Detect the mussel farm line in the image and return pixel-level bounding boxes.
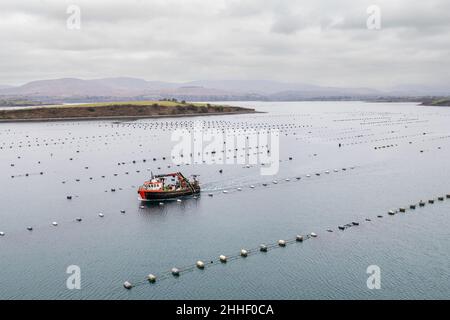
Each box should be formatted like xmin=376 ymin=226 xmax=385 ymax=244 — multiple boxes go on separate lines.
xmin=0 ymin=165 xmax=359 ymax=237
xmin=121 ymin=193 xmax=450 ymax=290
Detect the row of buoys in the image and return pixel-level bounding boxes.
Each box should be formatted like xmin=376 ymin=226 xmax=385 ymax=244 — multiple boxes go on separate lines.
xmin=121 ymin=192 xmax=450 ymax=289
xmin=206 ymin=167 xmax=356 ymax=196
xmin=10 ymin=172 xmax=44 ymax=178
xmin=123 ymin=232 xmax=316 ymax=289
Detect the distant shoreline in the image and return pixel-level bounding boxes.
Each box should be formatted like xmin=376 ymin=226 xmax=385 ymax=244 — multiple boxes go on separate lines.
xmin=0 ymin=100 xmax=257 ymax=123
xmin=0 ymin=110 xmax=259 ymax=123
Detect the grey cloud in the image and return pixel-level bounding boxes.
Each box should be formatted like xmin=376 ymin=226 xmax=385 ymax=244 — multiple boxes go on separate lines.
xmin=0 ymin=0 xmax=449 ymax=88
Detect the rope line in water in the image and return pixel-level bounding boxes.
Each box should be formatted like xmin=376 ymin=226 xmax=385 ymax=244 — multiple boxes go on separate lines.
xmin=123 ymin=194 xmax=449 ymax=289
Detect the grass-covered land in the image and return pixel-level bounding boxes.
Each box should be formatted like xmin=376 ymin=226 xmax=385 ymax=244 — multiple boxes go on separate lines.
xmin=0 ymin=100 xmax=255 ymax=121
xmin=420 ymin=98 xmax=450 ymax=106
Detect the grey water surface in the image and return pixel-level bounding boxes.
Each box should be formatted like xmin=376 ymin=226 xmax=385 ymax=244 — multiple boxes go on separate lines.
xmin=0 ymin=101 xmax=449 ymax=299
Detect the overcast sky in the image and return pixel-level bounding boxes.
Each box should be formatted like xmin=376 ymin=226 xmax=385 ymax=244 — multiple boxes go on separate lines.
xmin=0 ymin=0 xmax=449 ymax=88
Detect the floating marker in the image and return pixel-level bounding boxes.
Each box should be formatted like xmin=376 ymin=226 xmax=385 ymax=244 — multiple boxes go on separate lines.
xmin=76 ymin=218 xmax=82 ymax=222
xmin=52 ymin=222 xmax=58 ymax=226
xmin=196 ymin=261 xmax=205 ymax=269
xmin=99 ymin=213 xmax=104 ymax=217
xmin=250 ymin=185 xmax=255 ymax=188
xmin=177 ymin=199 xmax=182 ymax=202
xmin=0 ymin=232 xmax=5 ymax=236
xmin=219 ymin=255 xmax=227 ymax=263
xmin=208 ymin=193 xmax=213 ymax=197
xmin=278 ymin=240 xmax=286 ymax=247
xmin=388 ymin=210 xmax=395 ymax=215
xmin=410 ymin=205 xmax=416 ymax=209
xmin=223 ymin=190 xmax=228 ymax=194
xmin=27 ymin=227 xmax=33 ymax=231
xmin=399 ymin=208 xmax=406 ymax=212
xmin=327 ymin=229 xmax=333 ymax=232
xmin=296 ymin=235 xmax=304 ymax=242
xmin=123 ymin=281 xmax=133 ymax=289
xmin=260 ymin=244 xmax=268 ymax=252
xmin=66 ymin=196 xmax=72 ymax=200
xmin=120 ymin=210 xmax=126 ymax=213
xmin=310 ymin=232 xmax=317 ymax=237
xmin=237 ymin=187 xmax=242 ymax=191
xmin=338 ymin=225 xmax=345 ymax=230
xmin=428 ymin=199 xmax=434 ymax=204
xmin=159 ymin=202 xmax=164 ymax=206
xmin=240 ymin=249 xmax=248 ymax=257
xmin=352 ymin=222 xmax=359 ymax=226
xmin=171 ymin=268 xmax=180 ymax=276
xmin=147 ymin=274 xmax=156 ymax=283
xmin=419 ymin=201 xmax=425 ymax=207
xmin=438 ymin=196 xmax=444 ymax=201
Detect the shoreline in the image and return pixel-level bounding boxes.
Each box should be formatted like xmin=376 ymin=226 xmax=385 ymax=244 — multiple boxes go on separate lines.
xmin=0 ymin=110 xmax=260 ymax=123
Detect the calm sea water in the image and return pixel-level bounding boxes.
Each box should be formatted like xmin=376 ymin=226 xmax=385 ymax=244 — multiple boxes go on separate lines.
xmin=0 ymin=101 xmax=449 ymax=299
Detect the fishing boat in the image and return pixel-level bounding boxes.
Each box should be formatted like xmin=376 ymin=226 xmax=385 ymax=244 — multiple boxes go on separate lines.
xmin=138 ymin=172 xmax=200 ymax=201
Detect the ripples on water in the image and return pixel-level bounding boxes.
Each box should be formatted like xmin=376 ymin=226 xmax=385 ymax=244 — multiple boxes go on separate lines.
xmin=0 ymin=101 xmax=449 ymax=299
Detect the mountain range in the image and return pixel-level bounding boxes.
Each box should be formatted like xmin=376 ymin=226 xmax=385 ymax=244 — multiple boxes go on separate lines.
xmin=0 ymin=77 xmax=448 ymax=103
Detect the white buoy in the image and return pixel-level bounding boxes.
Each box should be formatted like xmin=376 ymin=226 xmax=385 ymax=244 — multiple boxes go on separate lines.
xmin=285 ymin=178 xmax=290 ymax=181
xmin=240 ymin=249 xmax=248 ymax=257
xmin=52 ymin=222 xmax=58 ymax=226
xmin=99 ymin=213 xmax=104 ymax=217
xmin=171 ymin=268 xmax=180 ymax=276
xmin=334 ymin=169 xmax=339 ymax=172
xmin=223 ymin=190 xmax=228 ymax=194
xmin=219 ymin=255 xmax=227 ymax=263
xmin=310 ymin=232 xmax=317 ymax=237
xmin=123 ymin=281 xmax=133 ymax=289
xmin=278 ymin=240 xmax=286 ymax=247
xmin=260 ymin=244 xmax=268 ymax=252
xmin=140 ymin=205 xmax=145 ymax=209
xmin=250 ymin=185 xmax=255 ymax=189
xmin=237 ymin=187 xmax=242 ymax=191
xmin=27 ymin=227 xmax=33 ymax=231
xmin=388 ymin=210 xmax=395 ymax=215
xmin=272 ymin=180 xmax=278 ymax=184
xmin=325 ymin=170 xmax=330 ymax=174
xmin=306 ymin=174 xmax=311 ymax=178
xmin=196 ymin=261 xmax=205 ymax=269
xmin=159 ymin=202 xmax=164 ymax=206
xmin=177 ymin=199 xmax=182 ymax=202
xmin=0 ymin=232 xmax=5 ymax=236
xmin=296 ymin=235 xmax=304 ymax=242
xmin=147 ymin=274 xmax=156 ymax=283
